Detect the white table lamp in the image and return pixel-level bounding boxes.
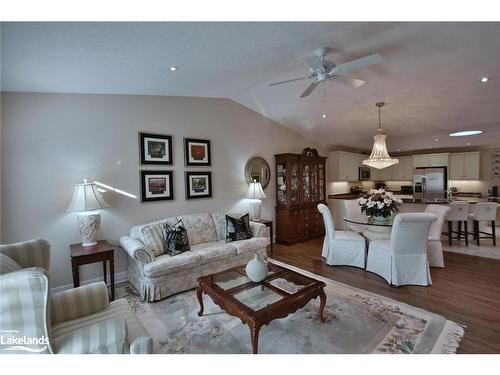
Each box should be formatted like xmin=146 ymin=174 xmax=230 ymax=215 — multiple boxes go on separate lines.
xmin=246 ymin=180 xmax=267 ymax=221
xmin=67 ymin=179 xmax=109 ymax=247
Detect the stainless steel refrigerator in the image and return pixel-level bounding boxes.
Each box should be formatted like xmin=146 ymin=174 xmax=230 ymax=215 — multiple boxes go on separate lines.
xmin=413 ymin=167 xmax=447 ymax=202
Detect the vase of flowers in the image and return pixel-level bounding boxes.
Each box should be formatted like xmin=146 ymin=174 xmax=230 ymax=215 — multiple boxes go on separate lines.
xmin=359 ymin=188 xmax=402 ymax=224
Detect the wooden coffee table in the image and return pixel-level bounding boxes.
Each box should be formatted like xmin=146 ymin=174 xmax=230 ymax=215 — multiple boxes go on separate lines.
xmin=196 ymin=262 xmax=327 ymax=354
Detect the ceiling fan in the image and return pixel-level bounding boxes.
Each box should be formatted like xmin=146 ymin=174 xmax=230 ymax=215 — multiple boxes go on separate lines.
xmin=268 ymin=48 xmax=383 ymax=98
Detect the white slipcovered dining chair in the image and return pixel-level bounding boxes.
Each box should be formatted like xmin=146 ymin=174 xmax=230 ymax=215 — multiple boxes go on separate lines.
xmin=317 ymin=203 xmax=366 ymax=268
xmin=366 ymin=213 xmax=437 ymax=287
xmin=424 ymin=204 xmax=451 ymax=268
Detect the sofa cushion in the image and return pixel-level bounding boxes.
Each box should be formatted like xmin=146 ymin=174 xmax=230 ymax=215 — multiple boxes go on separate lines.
xmin=226 ymin=213 xmax=252 ymax=242
xmin=0 ymin=269 xmax=52 ymax=354
xmin=0 ymin=253 xmax=21 ymax=275
xmin=228 ymin=237 xmax=269 ymax=255
xmin=190 ymin=242 xmax=236 ymax=263
xmin=164 ymin=220 xmax=190 ymax=256
xmin=51 ymin=298 xmax=151 ymax=354
xmin=178 ymin=213 xmax=217 ymax=245
xmin=143 ymin=251 xmax=202 ymax=278
xmin=53 ymin=318 xmax=127 ymax=354
xmin=140 ymin=223 xmax=167 ymax=257
xmin=130 ymin=217 xmax=178 ymax=243
xmin=211 ymin=213 xmax=226 ymax=241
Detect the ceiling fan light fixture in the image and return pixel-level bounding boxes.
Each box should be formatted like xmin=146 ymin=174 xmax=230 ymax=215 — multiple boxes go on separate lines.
xmin=322 ymin=114 xmax=327 ymax=118
xmin=479 ymin=76 xmax=489 ymax=83
xmin=362 ymin=102 xmax=399 ymax=170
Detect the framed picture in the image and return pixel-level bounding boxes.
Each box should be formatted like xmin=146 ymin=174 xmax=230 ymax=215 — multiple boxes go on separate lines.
xmin=139 ymin=132 xmax=173 ymax=165
xmin=185 ymin=171 xmax=212 ymax=199
xmin=140 ymin=170 xmax=174 ymax=202
xmin=184 ymin=138 xmax=211 ymax=166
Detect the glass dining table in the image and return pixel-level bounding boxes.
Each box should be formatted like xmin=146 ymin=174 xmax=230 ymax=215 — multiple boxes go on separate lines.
xmin=343 ymin=216 xmax=394 ymax=227
xmin=342 ymin=215 xmax=394 ymax=241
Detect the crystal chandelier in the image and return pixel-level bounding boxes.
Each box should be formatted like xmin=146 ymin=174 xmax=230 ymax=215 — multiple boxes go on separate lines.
xmin=362 ymin=102 xmax=399 ymax=169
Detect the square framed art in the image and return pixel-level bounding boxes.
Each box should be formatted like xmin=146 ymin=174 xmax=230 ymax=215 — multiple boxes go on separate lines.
xmin=141 ymin=170 xmax=174 ymax=202
xmin=184 ymin=138 xmax=211 ymax=166
xmin=185 ymin=171 xmax=212 ymax=199
xmin=139 ymin=132 xmax=173 ymax=165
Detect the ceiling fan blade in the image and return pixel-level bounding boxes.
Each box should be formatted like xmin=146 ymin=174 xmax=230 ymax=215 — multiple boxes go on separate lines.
xmin=330 ymin=54 xmax=383 ymax=75
xmin=302 ymin=55 xmax=326 ymax=72
xmin=268 ymin=76 xmax=311 ymax=87
xmin=300 ymin=81 xmax=319 ymax=98
xmin=331 ymin=75 xmax=365 ymax=88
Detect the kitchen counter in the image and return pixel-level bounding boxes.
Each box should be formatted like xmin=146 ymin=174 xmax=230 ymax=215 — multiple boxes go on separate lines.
xmin=400 ymin=197 xmax=500 ymax=204
xmin=329 ymin=194 xmax=499 ymax=204
xmin=328 ymin=193 xmax=360 ymax=200
xmin=327 ymin=193 xmax=500 ymax=231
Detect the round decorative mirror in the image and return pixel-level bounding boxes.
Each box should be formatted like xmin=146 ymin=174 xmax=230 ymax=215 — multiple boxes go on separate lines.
xmin=245 ymin=156 xmax=271 ymax=189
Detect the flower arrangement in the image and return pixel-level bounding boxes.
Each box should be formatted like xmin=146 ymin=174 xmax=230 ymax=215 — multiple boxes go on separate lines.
xmin=359 ymin=188 xmax=402 ymax=219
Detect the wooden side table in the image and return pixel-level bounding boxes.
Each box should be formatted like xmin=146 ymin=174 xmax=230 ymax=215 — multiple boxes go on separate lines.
xmin=70 ymin=240 xmax=115 ymax=301
xmin=252 ymin=219 xmax=273 ymax=255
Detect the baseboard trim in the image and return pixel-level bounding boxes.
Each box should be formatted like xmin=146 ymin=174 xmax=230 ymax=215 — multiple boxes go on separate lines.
xmin=51 ymin=271 xmax=129 ymax=294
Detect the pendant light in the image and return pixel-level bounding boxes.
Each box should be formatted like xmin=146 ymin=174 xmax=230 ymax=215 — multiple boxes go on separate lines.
xmin=362 ymin=102 xmax=399 ymax=169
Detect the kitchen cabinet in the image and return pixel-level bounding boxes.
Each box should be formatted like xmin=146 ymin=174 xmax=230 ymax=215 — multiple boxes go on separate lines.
xmin=391 ymin=156 xmax=414 ymax=180
xmin=413 ymin=153 xmax=449 ymax=168
xmin=449 ymin=152 xmax=480 ymax=180
xmin=328 ymin=151 xmax=364 ymax=181
xmin=370 ymin=165 xmax=393 ymax=181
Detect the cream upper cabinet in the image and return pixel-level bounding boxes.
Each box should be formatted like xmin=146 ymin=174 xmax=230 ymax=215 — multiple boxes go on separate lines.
xmin=449 ymin=152 xmax=480 ymax=180
xmin=328 ymin=151 xmax=363 ymax=181
xmin=391 ymin=156 xmax=414 ymax=180
xmin=413 ymin=153 xmax=449 ymax=168
xmin=370 ymin=165 xmax=393 ymax=181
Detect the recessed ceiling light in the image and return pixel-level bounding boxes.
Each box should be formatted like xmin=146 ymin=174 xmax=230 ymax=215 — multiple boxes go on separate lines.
xmin=479 ymin=76 xmax=490 ymax=83
xmin=169 ymin=66 xmax=178 ymax=71
xmin=434 ymin=138 xmax=439 ymax=142
xmin=321 ymin=114 xmax=327 ymax=118
xmin=449 ymin=130 xmax=483 ymax=137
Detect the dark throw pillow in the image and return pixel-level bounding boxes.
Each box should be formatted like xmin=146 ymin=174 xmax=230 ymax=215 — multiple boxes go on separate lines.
xmin=225 ymin=213 xmax=252 ymax=242
xmin=164 ymin=220 xmax=190 ymax=256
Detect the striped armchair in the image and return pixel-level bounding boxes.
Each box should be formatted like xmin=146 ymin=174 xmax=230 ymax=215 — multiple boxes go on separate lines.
xmin=0 ymin=239 xmax=152 ymax=354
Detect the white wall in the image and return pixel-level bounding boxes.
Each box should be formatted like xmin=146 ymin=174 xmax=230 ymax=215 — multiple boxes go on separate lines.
xmin=1 ymin=92 xmax=326 ymax=288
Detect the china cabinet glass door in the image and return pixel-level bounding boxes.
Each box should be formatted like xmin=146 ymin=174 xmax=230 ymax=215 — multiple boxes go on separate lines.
xmin=277 ymin=163 xmax=286 ymax=205
xmin=290 ymin=160 xmax=299 ymax=206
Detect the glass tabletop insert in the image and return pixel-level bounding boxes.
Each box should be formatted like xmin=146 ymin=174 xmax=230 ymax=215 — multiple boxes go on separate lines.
xmin=268 ymin=272 xmax=315 ymax=294
xmin=233 ymin=284 xmax=284 ymax=311
xmin=212 ymin=270 xmax=251 ymax=290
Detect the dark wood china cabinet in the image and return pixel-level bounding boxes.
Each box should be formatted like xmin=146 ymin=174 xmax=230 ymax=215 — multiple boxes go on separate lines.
xmin=275 ymin=148 xmax=327 ymax=244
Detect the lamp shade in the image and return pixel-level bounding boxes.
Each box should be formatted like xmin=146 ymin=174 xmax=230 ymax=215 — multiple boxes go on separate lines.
xmin=67 ymin=181 xmax=109 ymax=213
xmin=246 ymin=181 xmax=267 ymax=199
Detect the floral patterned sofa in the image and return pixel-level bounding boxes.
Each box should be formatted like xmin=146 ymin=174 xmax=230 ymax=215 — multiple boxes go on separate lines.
xmin=119 ymin=213 xmax=270 ymax=302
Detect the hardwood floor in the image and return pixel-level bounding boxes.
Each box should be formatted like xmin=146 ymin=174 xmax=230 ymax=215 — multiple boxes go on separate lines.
xmin=271 ymin=237 xmax=500 ymax=353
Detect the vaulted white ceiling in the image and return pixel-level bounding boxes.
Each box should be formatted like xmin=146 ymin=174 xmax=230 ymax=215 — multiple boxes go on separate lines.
xmin=2 ymin=22 xmax=500 ymax=151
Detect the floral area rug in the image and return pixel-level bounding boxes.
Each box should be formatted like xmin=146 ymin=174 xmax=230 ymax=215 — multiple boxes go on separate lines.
xmin=116 ymin=260 xmax=464 ymax=354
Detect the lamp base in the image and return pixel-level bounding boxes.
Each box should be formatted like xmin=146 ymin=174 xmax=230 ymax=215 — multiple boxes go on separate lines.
xmin=82 ymin=241 xmax=98 ymax=247
xmin=77 ymin=212 xmax=101 ymax=247
xmin=248 ymin=200 xmax=262 ymax=221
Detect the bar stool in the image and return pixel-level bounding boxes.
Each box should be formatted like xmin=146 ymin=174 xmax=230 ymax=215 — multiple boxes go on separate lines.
xmin=446 ymin=202 xmax=470 ymax=246
xmin=468 ymin=202 xmax=497 ymax=246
